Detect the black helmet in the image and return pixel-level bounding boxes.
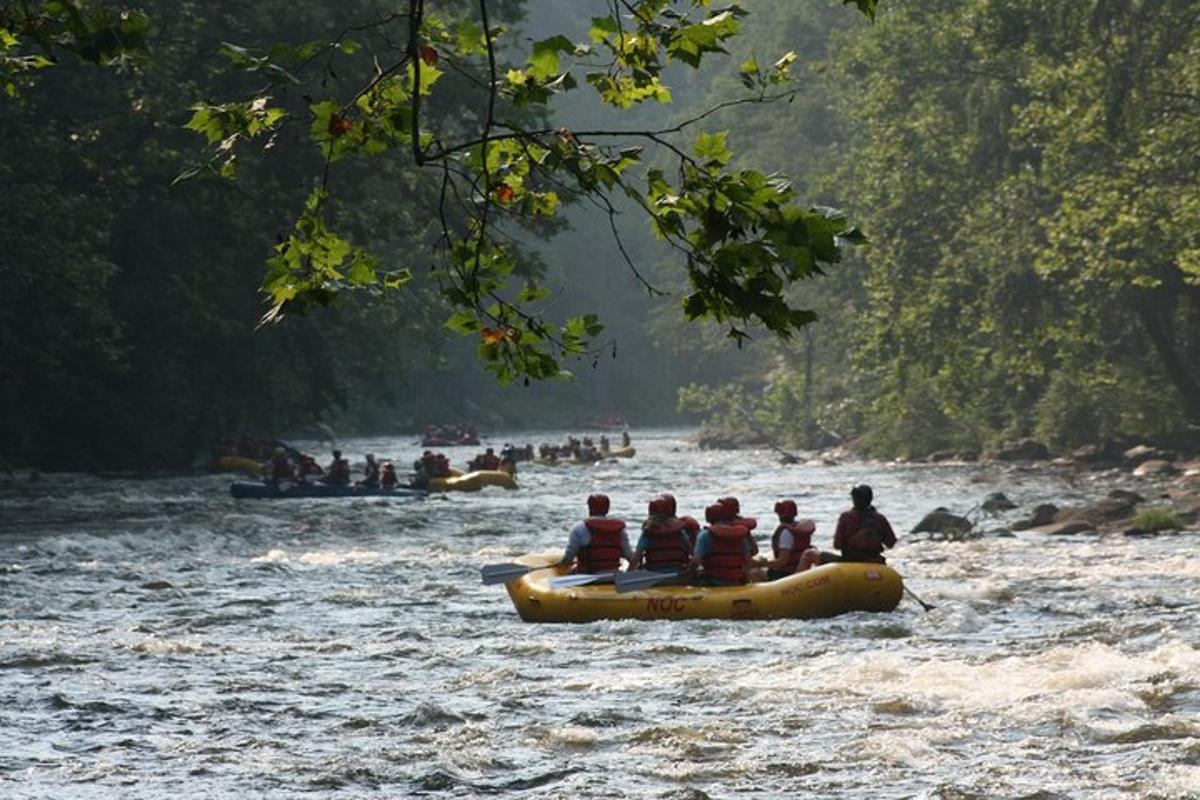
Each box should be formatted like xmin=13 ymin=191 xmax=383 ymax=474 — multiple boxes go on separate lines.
xmin=850 ymin=484 xmax=873 ymax=508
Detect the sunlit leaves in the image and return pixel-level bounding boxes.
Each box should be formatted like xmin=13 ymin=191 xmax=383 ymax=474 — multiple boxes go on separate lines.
xmin=261 ymin=189 xmax=411 ymax=324
xmin=176 ymin=0 xmax=881 ymax=384
xmin=527 ymin=35 xmax=575 ymax=79
xmin=694 ymin=131 xmax=732 ymax=167
xmin=181 ymin=97 xmax=285 ymax=177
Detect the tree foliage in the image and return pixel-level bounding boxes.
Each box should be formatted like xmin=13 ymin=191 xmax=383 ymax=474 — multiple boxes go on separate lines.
xmin=827 ymin=0 xmax=1200 ymax=453
xmin=175 ymin=0 xmax=872 ymax=383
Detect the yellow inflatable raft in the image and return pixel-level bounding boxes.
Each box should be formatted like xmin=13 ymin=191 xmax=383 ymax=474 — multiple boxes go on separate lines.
xmin=214 ymin=455 xmax=263 ymax=475
xmin=503 ymin=553 xmax=902 ymax=623
xmin=428 ymin=469 xmax=517 ymax=492
xmin=607 ymin=445 xmax=635 ymax=458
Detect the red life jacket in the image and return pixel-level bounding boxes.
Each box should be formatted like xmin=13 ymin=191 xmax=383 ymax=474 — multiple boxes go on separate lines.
xmin=702 ymin=523 xmax=750 ymax=584
xmin=579 ymin=517 xmax=626 ymax=573
xmin=734 ymin=516 xmax=758 ymax=531
xmin=642 ymin=518 xmax=690 ymax=571
xmin=771 ymin=522 xmax=813 ymax=574
xmin=270 ymin=455 xmax=294 ymax=481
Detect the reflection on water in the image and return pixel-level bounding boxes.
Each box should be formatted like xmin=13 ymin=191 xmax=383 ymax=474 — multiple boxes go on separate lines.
xmin=1 ymin=429 xmax=1197 ymax=798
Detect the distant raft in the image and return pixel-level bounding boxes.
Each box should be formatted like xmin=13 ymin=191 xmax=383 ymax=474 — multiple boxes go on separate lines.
xmin=229 ymin=482 xmax=427 ymax=500
xmin=608 ymin=445 xmax=636 ymax=458
xmin=427 ymin=469 xmax=517 ymax=492
xmin=501 ymin=553 xmax=902 ymax=623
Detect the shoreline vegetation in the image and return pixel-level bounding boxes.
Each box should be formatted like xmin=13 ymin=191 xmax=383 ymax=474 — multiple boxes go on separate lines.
xmin=690 ymin=427 xmax=1200 ymax=538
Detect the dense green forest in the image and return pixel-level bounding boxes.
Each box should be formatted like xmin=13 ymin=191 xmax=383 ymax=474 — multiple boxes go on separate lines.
xmin=2 ymin=1 xmax=1197 ymax=469
xmin=670 ymin=0 xmax=1200 ymax=457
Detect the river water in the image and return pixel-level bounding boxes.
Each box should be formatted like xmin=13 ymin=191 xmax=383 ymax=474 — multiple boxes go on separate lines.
xmin=1 ymin=429 xmax=1197 ymax=799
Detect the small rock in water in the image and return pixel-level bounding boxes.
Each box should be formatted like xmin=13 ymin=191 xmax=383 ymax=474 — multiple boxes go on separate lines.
xmin=1107 ymin=488 xmax=1144 ymax=504
xmin=1133 ymin=459 xmax=1177 ymax=477
xmin=1012 ymin=503 xmax=1058 ymax=530
xmin=912 ymin=508 xmax=973 ymax=535
xmin=1029 ymin=520 xmax=1096 ymax=535
xmin=140 ymin=580 xmax=175 ymax=590
xmin=1124 ymin=444 xmax=1175 ymax=466
xmin=981 ymin=492 xmax=1017 ymax=512
xmin=990 ymin=439 xmax=1051 ymax=461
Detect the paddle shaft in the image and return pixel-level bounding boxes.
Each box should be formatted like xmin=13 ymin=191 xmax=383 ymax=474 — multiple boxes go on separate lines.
xmin=904 ymin=585 xmax=936 ymax=612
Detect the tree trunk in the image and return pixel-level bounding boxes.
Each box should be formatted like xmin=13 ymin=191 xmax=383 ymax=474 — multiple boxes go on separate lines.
xmin=1137 ymin=300 xmax=1200 ymax=424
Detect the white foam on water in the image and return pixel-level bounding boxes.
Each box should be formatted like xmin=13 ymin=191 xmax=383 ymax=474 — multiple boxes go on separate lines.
xmin=298 ymin=548 xmax=381 ymax=566
xmin=252 ymin=548 xmax=289 ymax=563
xmin=1143 ymin=764 xmax=1200 ymax=799
xmin=840 ymin=729 xmax=952 ymax=769
xmin=130 ymin=636 xmax=204 ymax=656
xmin=819 ymin=642 xmax=1200 ymax=725
xmin=250 ymin=547 xmax=382 ymax=566
xmin=524 ymin=724 xmax=600 ymax=751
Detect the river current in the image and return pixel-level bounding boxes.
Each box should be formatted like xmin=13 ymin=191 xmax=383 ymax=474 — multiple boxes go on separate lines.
xmin=1 ymin=429 xmax=1197 ymax=799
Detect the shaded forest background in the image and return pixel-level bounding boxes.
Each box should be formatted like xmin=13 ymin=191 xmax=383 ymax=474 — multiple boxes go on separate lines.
xmin=3 ymin=0 xmax=1198 ymax=469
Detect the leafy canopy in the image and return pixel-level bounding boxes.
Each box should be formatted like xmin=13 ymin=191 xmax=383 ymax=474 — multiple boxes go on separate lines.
xmin=5 ymin=0 xmax=876 ymax=384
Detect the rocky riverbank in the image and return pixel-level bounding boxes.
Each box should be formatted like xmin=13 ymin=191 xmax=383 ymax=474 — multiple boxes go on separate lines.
xmin=904 ymin=452 xmax=1199 ymax=543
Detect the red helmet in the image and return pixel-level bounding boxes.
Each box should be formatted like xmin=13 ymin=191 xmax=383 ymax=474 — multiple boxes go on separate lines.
xmin=774 ymin=499 xmax=798 ymax=520
xmin=648 ymin=497 xmax=668 ymax=516
xmin=587 ymin=493 xmax=610 ymax=516
xmin=704 ymin=503 xmax=728 ymax=524
xmin=658 ymin=493 xmax=677 ymax=515
xmin=718 ymin=496 xmax=740 ymax=515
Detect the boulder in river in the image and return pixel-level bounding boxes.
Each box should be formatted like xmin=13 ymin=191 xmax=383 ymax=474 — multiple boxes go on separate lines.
xmin=912 ymin=508 xmax=973 ymax=535
xmin=927 ymin=449 xmax=979 ymax=463
xmin=1133 ymin=459 xmax=1177 ymax=477
xmin=1012 ymin=503 xmax=1058 ymax=530
xmin=981 ymin=492 xmax=1017 ymax=512
xmin=1123 ymin=444 xmax=1176 ymax=467
xmin=1071 ymin=444 xmax=1122 ymax=468
xmin=989 ymin=439 xmax=1051 ymax=462
xmin=1028 ymin=520 xmax=1097 ymax=535
xmin=1052 ymin=496 xmax=1141 ymax=527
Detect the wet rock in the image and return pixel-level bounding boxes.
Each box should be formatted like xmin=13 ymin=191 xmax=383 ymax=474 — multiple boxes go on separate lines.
xmin=912 ymin=508 xmax=973 ymax=535
xmin=140 ymin=580 xmax=175 ymax=590
xmin=1072 ymin=443 xmax=1121 ymax=467
xmin=1133 ymin=459 xmax=1177 ymax=477
xmin=989 ymin=439 xmax=1051 ymax=462
xmin=1053 ymin=496 xmax=1140 ymax=526
xmin=1124 ymin=445 xmax=1175 ymax=466
xmin=695 ymin=428 xmax=769 ymax=450
xmin=1012 ymin=503 xmax=1059 ymax=530
xmin=1107 ymin=488 xmax=1144 ymax=504
xmin=927 ymin=449 xmax=978 ymax=463
xmin=981 ymin=492 xmax=1017 ymax=512
xmin=1029 ymin=520 xmax=1096 ymax=535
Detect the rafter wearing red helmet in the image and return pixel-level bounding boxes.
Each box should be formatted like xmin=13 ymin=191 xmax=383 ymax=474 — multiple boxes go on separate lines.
xmin=561 ymin=493 xmax=632 ymax=576
xmin=629 ymin=496 xmax=693 ymax=579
